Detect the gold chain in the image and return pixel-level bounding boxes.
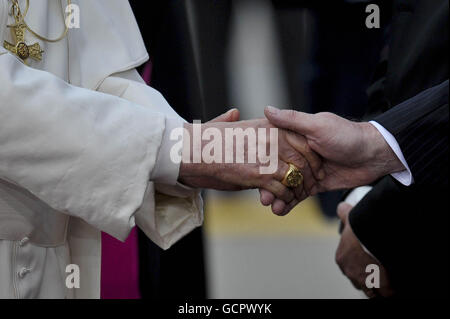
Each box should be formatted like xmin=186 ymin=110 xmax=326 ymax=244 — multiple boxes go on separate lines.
xmin=10 ymin=0 xmax=71 ymax=43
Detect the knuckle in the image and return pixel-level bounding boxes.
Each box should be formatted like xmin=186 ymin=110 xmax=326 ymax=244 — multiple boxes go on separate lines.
xmin=277 ymin=163 xmax=287 ymax=174
xmin=297 ymin=160 xmax=306 ymax=170
xmin=302 ymin=142 xmax=311 ymax=154
xmin=317 ymin=111 xmax=333 ymax=118
xmin=286 ymin=110 xmax=298 ymax=119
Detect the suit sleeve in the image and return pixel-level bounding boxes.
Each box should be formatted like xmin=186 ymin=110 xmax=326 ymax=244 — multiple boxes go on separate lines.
xmin=348 ymin=177 xmax=449 ymax=297
xmin=373 ymin=80 xmax=449 ymax=186
xmin=348 ymin=81 xmax=449 ymax=296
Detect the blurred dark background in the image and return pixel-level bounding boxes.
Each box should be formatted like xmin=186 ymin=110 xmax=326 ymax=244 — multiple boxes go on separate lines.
xmin=130 ymin=0 xmax=392 ymax=299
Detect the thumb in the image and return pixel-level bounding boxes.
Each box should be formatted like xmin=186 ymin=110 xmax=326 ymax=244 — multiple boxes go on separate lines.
xmin=209 ymin=108 xmax=240 ymax=123
xmin=264 ymin=106 xmax=315 ymax=135
xmin=337 ymin=202 xmax=353 ymax=222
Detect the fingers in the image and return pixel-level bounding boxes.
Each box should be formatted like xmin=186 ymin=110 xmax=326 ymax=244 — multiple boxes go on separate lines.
xmin=260 ymin=187 xmax=301 ymax=215
xmin=348 ymin=268 xmax=393 ymax=299
xmin=285 ymin=131 xmax=324 ymax=181
xmin=259 ymin=189 xmax=275 ymax=206
xmin=280 ymin=198 xmax=300 ymax=216
xmin=293 ymin=185 xmax=304 ymax=201
xmin=271 ymin=199 xmax=287 ymax=215
xmin=337 ymin=202 xmax=353 ymax=222
xmin=263 ymin=180 xmax=295 ymax=203
xmin=273 ymin=160 xmax=290 ymax=182
xmin=280 ymin=150 xmax=315 ymax=196
xmin=228 ymin=109 xmax=241 ymax=122
xmin=283 ymin=151 xmax=318 ymax=197
xmin=269 ymin=189 xmax=306 ymax=216
xmin=260 ymin=161 xmax=308 ymax=215
xmin=272 ymin=161 xmax=305 ymax=198
xmin=298 ymin=188 xmax=308 ymax=202
xmin=260 ymin=159 xmax=309 ymax=215
xmin=259 ymin=189 xmax=290 ymax=215
xmin=258 ymin=162 xmax=294 ymax=202
xmin=265 ymin=106 xmax=316 ymax=135
xmin=209 ymin=108 xmax=240 ymax=123
xmin=363 ymin=288 xmax=378 ymax=299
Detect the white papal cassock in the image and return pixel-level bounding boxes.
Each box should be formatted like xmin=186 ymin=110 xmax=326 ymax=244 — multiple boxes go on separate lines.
xmin=0 ymin=0 xmax=203 ymax=298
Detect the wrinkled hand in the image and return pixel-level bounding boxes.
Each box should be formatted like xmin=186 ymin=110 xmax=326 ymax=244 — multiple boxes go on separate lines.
xmin=259 ymin=129 xmax=325 ymax=215
xmin=264 ymin=107 xmax=405 ymax=194
xmin=178 ymin=109 xmax=323 ymax=210
xmin=336 ymin=202 xmax=394 ymax=298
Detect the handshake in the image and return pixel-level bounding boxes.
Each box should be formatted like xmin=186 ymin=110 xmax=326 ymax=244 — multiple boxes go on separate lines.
xmin=177 ymin=106 xmax=405 ymax=215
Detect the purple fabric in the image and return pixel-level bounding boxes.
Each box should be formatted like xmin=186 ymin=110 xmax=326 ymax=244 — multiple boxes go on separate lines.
xmin=142 ymin=61 xmax=153 ymax=84
xmin=100 ymin=227 xmax=141 ymax=299
xmin=100 ymin=61 xmax=153 ymax=299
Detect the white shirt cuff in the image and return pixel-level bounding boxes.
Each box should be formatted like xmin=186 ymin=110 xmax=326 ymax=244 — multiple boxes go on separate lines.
xmin=369 ymin=121 xmax=414 ymax=186
xmin=150 ymin=117 xmax=184 ymax=185
xmin=344 ymin=186 xmax=380 ymax=262
xmin=344 ymin=186 xmax=373 ymax=207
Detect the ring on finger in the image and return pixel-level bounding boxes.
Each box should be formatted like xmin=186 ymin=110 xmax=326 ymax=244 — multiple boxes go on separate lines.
xmin=281 ymin=163 xmax=304 ymax=188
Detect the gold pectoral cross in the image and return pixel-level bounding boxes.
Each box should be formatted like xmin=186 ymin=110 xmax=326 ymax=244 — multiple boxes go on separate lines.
xmin=4 ymin=22 xmax=43 ymax=64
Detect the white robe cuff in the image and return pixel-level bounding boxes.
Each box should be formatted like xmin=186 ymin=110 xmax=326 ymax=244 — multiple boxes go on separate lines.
xmin=151 ymin=117 xmax=184 ymax=185
xmin=98 ymin=71 xmax=203 ymax=248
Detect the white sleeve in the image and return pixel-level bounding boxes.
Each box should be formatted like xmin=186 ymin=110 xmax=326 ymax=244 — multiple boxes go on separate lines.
xmin=369 ymin=121 xmax=414 ymax=186
xmin=0 ymin=52 xmax=198 ymax=243
xmin=98 ymin=70 xmax=184 ymax=184
xmin=98 ymin=70 xmax=203 ymax=250
xmin=344 ymin=186 xmax=380 ymax=262
xmin=344 ymin=186 xmax=373 ymax=207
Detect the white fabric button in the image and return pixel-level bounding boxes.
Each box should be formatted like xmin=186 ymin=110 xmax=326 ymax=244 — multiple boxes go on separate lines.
xmin=18 ymin=267 xmax=31 ymax=278
xmin=19 ymin=237 xmax=30 ymax=247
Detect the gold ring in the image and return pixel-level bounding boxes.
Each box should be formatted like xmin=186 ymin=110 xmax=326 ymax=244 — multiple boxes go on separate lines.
xmin=281 ymin=163 xmax=303 ymax=188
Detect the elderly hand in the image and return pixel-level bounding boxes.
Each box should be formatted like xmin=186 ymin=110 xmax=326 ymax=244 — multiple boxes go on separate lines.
xmin=178 ymin=110 xmax=323 ymax=211
xmin=336 ymin=202 xmax=394 ymax=298
xmin=264 ymin=107 xmax=405 ymax=194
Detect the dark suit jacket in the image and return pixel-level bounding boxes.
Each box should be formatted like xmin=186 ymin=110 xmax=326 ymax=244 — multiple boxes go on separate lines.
xmin=130 ymin=0 xmax=232 ymax=299
xmin=349 ymin=0 xmax=449 ymax=298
